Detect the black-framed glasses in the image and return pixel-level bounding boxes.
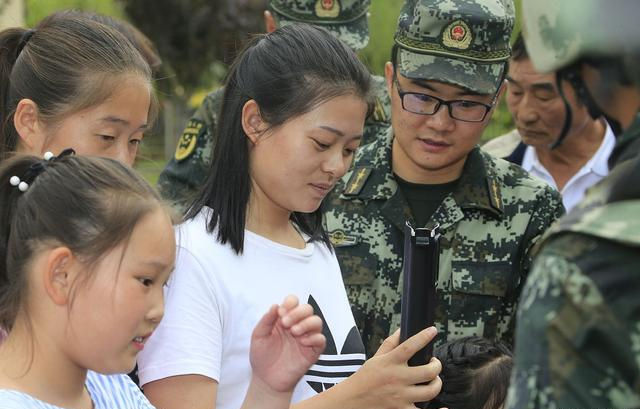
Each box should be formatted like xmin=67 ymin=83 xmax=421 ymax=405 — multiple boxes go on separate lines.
xmin=394 ymin=78 xmax=495 ymax=122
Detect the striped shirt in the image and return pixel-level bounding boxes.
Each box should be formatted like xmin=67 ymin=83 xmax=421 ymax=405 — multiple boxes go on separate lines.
xmin=0 ymin=371 xmax=154 ymax=409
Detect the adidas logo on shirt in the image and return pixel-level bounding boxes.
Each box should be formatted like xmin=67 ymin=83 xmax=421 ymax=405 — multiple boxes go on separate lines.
xmin=304 ymin=295 xmax=366 ymax=393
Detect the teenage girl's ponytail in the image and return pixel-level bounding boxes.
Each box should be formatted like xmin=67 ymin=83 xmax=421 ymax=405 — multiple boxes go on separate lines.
xmin=0 ymin=28 xmax=31 ymax=158
xmin=0 ymin=155 xmax=42 ymax=328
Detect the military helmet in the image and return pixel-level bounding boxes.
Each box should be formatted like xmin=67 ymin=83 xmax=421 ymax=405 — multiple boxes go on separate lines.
xmin=268 ymin=0 xmax=371 ymax=51
xmin=522 ymin=0 xmax=640 ymax=74
xmin=394 ymin=0 xmax=515 ymax=95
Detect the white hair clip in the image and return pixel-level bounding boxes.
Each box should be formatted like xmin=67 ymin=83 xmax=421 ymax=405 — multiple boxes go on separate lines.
xmin=9 ymin=176 xmax=28 ymax=192
xmin=43 ymin=151 xmax=54 ymax=160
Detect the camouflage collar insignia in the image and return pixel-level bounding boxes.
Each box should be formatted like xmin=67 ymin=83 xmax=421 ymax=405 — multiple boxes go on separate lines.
xmin=343 ymin=167 xmax=372 ymax=196
xmin=270 ymin=0 xmax=368 ymax=24
xmin=175 ymin=118 xmax=203 ymax=161
xmin=442 ymin=20 xmax=473 ymax=51
xmin=340 ymin=131 xmax=504 ymax=216
xmin=372 ymin=97 xmax=388 ymax=123
xmin=328 ymin=229 xmax=358 ymax=247
xmin=394 ymin=32 xmax=511 ymax=63
xmin=340 ymin=127 xmax=396 ymax=200
xmin=452 ymin=148 xmax=504 ymax=217
xmin=487 ymin=178 xmax=504 ymax=214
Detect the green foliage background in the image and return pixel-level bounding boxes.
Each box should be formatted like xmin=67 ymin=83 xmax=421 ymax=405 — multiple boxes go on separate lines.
xmin=25 ymin=0 xmax=123 ymax=26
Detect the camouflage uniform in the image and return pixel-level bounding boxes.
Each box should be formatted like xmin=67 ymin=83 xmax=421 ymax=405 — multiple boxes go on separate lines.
xmin=324 ymin=0 xmax=565 ymax=357
xmin=506 ymin=160 xmax=640 ymax=409
xmin=505 ymin=1 xmax=640 ymax=408
xmin=325 ymin=127 xmax=564 ymax=357
xmin=157 ymin=88 xmax=224 ymax=209
xmin=157 ymin=0 xmax=390 ymax=209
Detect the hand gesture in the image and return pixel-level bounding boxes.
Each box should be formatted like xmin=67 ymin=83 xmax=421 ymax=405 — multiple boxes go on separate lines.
xmin=346 ymin=327 xmax=443 ymax=409
xmin=250 ymin=295 xmax=326 ymax=394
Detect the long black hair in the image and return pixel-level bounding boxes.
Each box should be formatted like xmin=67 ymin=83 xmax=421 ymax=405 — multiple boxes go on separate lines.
xmin=186 ymin=24 xmax=372 ymax=254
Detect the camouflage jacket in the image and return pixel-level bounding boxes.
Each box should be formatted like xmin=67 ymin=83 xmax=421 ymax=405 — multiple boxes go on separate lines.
xmin=157 ymin=75 xmax=390 ymax=210
xmin=324 ymin=128 xmax=565 ymax=357
xmin=507 ymin=159 xmax=640 ymax=409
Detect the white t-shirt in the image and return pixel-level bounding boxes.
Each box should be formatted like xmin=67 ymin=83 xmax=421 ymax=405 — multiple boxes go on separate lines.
xmin=522 ymin=122 xmax=615 ymax=211
xmin=0 ymin=372 xmax=154 ymax=409
xmin=137 ymin=209 xmax=365 ymax=409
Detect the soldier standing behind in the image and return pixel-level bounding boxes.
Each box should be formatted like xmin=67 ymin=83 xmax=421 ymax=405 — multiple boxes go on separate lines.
xmin=506 ymin=1 xmax=640 ymax=408
xmin=324 ymin=0 xmax=565 ymax=358
xmin=158 ymin=0 xmax=390 ymax=210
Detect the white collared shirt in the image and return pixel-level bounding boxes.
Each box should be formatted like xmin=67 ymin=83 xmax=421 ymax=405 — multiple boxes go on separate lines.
xmin=522 ymin=122 xmax=615 ymax=212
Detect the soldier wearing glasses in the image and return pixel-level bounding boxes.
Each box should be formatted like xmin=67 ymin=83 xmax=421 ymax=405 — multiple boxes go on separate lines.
xmin=324 ymin=0 xmax=565 ymax=358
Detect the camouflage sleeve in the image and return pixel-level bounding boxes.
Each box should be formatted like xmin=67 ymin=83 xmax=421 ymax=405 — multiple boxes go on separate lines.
xmin=499 ymin=185 xmax=565 ymax=346
xmin=506 ymin=234 xmax=640 ymax=409
xmin=157 ymin=89 xmax=223 ymax=210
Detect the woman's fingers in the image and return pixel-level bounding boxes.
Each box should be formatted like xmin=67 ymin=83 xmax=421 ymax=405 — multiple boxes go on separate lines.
xmin=393 ymin=327 xmax=437 ymax=363
xmin=280 ymin=302 xmax=314 ymax=329
xmin=406 ymin=357 xmax=442 ymax=386
xmin=278 ymin=294 xmax=300 ymax=317
xmin=298 ymin=333 xmax=327 ymax=351
xmin=252 ymin=304 xmax=279 ymax=338
xmin=406 ymin=375 xmax=443 ymax=403
xmin=374 ymin=328 xmax=401 ymax=356
xmin=290 ymin=314 xmax=323 ymax=336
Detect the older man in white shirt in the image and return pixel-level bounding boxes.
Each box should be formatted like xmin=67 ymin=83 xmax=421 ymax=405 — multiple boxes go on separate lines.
xmin=483 ymin=34 xmax=614 ymax=211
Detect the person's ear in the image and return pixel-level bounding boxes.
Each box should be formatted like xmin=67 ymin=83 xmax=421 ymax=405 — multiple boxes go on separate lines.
xmin=13 ymin=98 xmax=45 ymax=153
xmin=384 ymin=62 xmax=395 ymax=96
xmin=42 ymin=247 xmax=76 ymax=306
xmin=242 ymin=99 xmax=266 ymax=144
xmin=264 ymin=10 xmax=277 ymax=33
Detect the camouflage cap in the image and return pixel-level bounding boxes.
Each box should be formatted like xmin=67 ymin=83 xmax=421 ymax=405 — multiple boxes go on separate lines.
xmin=394 ymin=0 xmax=515 ymax=95
xmin=269 ymin=0 xmax=371 ymax=51
xmin=522 ymin=0 xmax=640 ymax=73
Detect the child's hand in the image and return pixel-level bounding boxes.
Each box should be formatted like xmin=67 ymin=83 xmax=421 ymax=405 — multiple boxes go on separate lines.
xmin=250 ymin=295 xmax=326 ymax=394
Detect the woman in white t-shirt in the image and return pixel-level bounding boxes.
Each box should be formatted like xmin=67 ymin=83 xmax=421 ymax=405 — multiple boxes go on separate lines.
xmin=138 ymin=24 xmax=442 ymax=409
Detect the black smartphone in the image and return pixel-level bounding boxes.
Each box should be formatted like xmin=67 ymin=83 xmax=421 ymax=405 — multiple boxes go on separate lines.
xmin=400 ymin=221 xmax=440 ymax=367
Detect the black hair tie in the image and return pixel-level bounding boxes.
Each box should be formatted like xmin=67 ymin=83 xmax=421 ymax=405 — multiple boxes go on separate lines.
xmin=24 ymin=148 xmax=76 ymax=184
xmin=16 ymin=29 xmax=36 ymax=57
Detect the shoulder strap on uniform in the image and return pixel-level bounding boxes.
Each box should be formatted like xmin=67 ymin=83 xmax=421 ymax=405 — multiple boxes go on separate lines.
xmin=371 ymin=97 xmax=388 ymax=123
xmin=343 ymin=167 xmax=373 ymax=196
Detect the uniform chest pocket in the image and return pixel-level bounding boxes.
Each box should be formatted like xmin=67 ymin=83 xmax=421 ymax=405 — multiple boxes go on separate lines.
xmin=451 ymin=261 xmax=512 ymax=297
xmin=331 ymin=231 xmax=378 ymax=286
xmin=447 ymin=261 xmax=514 ymax=339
